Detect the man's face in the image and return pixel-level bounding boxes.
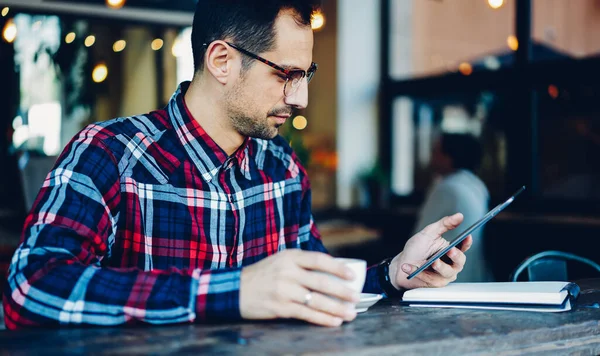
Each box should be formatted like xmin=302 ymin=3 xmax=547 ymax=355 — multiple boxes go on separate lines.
xmin=224 ymin=9 xmax=313 ymax=140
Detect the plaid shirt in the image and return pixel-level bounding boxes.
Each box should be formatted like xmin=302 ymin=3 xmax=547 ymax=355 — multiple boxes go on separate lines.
xmin=3 ymin=82 xmax=383 ymax=329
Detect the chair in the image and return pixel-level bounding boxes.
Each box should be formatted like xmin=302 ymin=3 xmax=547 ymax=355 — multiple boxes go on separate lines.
xmin=510 ymin=250 xmax=600 ymax=282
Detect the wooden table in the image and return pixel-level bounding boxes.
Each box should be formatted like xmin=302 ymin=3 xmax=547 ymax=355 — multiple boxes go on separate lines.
xmin=2 ymin=280 xmax=600 ymax=355
xmin=317 ymin=220 xmax=380 ymax=254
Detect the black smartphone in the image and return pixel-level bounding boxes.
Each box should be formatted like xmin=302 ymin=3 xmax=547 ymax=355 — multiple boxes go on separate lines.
xmin=407 ymin=185 xmax=526 ymax=280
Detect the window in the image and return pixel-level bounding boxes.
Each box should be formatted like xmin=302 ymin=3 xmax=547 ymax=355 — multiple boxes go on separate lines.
xmin=174 ymin=27 xmax=194 ymax=85
xmin=12 ymin=14 xmax=62 ymax=155
xmin=538 ymin=83 xmax=600 ymax=201
xmin=390 ymin=0 xmax=516 ymax=80
xmin=391 ymin=91 xmax=508 ymax=198
xmin=533 ymin=0 xmax=600 ymax=61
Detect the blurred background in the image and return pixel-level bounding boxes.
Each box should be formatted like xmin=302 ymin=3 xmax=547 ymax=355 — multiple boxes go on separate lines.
xmin=1 ymin=0 xmax=599 ymax=283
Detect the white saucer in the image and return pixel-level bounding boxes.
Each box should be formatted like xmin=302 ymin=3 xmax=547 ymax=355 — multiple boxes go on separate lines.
xmin=356 ymin=293 xmax=383 ymax=313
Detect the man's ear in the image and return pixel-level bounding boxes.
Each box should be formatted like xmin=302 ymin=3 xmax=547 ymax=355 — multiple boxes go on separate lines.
xmin=204 ymin=41 xmax=233 ymax=85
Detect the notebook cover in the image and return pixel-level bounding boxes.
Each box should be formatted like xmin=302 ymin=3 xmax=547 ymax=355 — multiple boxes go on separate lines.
xmin=401 ymin=282 xmax=580 ymax=312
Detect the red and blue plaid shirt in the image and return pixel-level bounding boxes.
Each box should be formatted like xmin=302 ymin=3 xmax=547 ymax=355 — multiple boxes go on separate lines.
xmin=3 ymin=82 xmax=383 ymax=329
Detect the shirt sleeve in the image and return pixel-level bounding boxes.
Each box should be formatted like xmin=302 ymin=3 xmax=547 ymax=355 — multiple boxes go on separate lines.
xmin=294 ymin=156 xmax=383 ymax=295
xmin=2 ymin=125 xmax=241 ymax=329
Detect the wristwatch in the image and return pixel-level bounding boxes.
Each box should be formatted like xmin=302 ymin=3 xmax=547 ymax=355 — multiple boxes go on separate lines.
xmin=377 ymin=257 xmax=404 ymax=297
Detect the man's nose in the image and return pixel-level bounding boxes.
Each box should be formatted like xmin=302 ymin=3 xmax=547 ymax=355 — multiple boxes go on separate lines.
xmin=283 ymin=79 xmax=309 ymax=109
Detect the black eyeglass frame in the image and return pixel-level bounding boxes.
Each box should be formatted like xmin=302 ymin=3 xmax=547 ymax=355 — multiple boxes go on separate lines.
xmin=203 ymin=41 xmax=318 ymax=97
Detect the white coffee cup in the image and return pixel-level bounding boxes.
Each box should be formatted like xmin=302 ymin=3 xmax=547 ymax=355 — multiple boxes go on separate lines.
xmin=333 ymin=258 xmax=367 ymax=293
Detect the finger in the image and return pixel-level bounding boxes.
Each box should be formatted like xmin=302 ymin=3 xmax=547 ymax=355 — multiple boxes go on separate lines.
xmin=458 ymin=235 xmax=473 ymax=252
xmin=284 ymin=282 xmax=355 ymax=321
xmin=446 ymin=247 xmax=467 ymax=272
xmin=423 ymin=213 xmax=464 ymax=237
xmin=402 ymin=263 xmax=449 ymax=287
xmin=401 ymin=263 xmax=415 ymax=275
xmin=401 ymin=263 xmax=434 ymax=281
xmin=401 ymin=263 xmax=431 ymax=280
xmin=430 ymin=259 xmax=457 ymax=279
xmin=295 ymin=269 xmax=360 ymax=303
xmin=294 ymin=251 xmax=355 ymax=281
xmin=301 ymin=291 xmax=357 ymax=322
xmin=284 ymin=303 xmax=344 ymax=327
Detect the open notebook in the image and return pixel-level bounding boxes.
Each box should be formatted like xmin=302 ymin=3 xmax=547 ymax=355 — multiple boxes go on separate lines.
xmin=401 ymin=282 xmax=580 ymax=312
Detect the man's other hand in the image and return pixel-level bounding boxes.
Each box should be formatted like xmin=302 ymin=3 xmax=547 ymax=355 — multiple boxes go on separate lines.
xmin=240 ymin=250 xmax=361 ymax=327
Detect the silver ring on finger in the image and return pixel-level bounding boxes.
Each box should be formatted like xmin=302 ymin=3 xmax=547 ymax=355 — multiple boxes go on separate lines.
xmin=303 ymin=292 xmax=313 ymax=307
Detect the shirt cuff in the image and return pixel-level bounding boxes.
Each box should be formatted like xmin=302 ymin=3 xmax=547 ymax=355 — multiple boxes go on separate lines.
xmin=192 ymin=268 xmax=242 ymax=322
xmin=362 ymin=265 xmax=385 ymax=295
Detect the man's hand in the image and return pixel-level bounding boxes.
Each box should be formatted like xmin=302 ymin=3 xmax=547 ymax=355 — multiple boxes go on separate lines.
xmin=240 ymin=250 xmax=361 ymax=327
xmin=389 ymin=213 xmax=473 ymax=290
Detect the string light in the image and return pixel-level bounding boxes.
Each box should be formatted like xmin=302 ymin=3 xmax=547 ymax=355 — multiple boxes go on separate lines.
xmin=65 ymin=32 xmax=76 ymax=44
xmin=92 ymin=63 xmax=108 ymax=83
xmin=2 ymin=18 xmax=17 ymax=43
xmin=293 ymin=116 xmax=308 ymax=130
xmin=106 ymin=0 xmax=125 ymax=9
xmin=311 ymin=10 xmax=325 ymax=31
xmin=548 ymin=85 xmax=559 ymax=99
xmin=151 ymin=38 xmax=164 ymax=51
xmin=172 ymin=38 xmax=183 ymax=57
xmin=483 ymin=56 xmax=501 ymax=70
xmin=60 ymin=33 xmax=196 ymax=63
xmin=84 ymin=35 xmax=96 ymax=47
xmin=458 ymin=62 xmax=473 ymax=76
xmin=1 ymin=7 xmax=9 ymax=17
xmin=507 ymin=35 xmax=519 ymax=51
xmin=488 ymin=0 xmax=504 ymax=9
xmin=113 ymin=39 xmax=126 ymax=52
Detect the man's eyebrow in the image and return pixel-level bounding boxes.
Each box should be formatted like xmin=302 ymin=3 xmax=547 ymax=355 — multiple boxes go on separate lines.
xmin=278 ymin=64 xmax=305 ymax=71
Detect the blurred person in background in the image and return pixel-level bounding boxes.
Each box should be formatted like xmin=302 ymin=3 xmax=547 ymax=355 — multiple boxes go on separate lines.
xmin=414 ymin=133 xmax=492 ymax=282
xmin=4 ymin=0 xmax=473 ymax=330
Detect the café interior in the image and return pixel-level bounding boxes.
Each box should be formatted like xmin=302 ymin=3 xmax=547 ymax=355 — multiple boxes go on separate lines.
xmin=1 ymin=0 xmax=600 ymax=348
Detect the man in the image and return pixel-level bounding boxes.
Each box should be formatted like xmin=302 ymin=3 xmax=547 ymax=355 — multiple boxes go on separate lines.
xmin=3 ymin=0 xmax=471 ymax=329
xmin=414 ymin=133 xmax=491 ymax=282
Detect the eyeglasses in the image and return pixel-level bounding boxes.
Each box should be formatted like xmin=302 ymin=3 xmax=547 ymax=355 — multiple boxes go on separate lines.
xmin=206 ymin=41 xmax=317 ymax=97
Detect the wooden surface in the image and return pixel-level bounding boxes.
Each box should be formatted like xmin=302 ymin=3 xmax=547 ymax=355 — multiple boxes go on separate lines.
xmin=2 ymin=279 xmax=600 ymax=355
xmin=318 ymin=220 xmax=380 ymax=250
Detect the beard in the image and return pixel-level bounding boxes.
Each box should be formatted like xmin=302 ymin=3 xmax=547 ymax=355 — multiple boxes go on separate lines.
xmin=224 ymin=79 xmax=292 ymax=140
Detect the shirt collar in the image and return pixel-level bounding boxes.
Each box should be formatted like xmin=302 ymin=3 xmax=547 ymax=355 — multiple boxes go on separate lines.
xmin=167 ymin=82 xmax=252 ymax=182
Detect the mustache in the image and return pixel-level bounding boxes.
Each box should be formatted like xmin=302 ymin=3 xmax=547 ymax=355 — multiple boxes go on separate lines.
xmin=268 ymin=107 xmax=293 ymax=117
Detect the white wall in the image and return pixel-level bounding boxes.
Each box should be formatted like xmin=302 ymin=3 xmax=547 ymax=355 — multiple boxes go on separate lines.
xmin=336 ymin=0 xmax=380 ymax=208
xmin=120 ymin=28 xmax=158 ymax=117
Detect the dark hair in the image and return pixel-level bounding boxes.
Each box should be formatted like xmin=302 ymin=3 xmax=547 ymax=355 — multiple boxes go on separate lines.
xmin=440 ymin=133 xmax=483 ymax=172
xmin=191 ymin=0 xmax=321 ymax=74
